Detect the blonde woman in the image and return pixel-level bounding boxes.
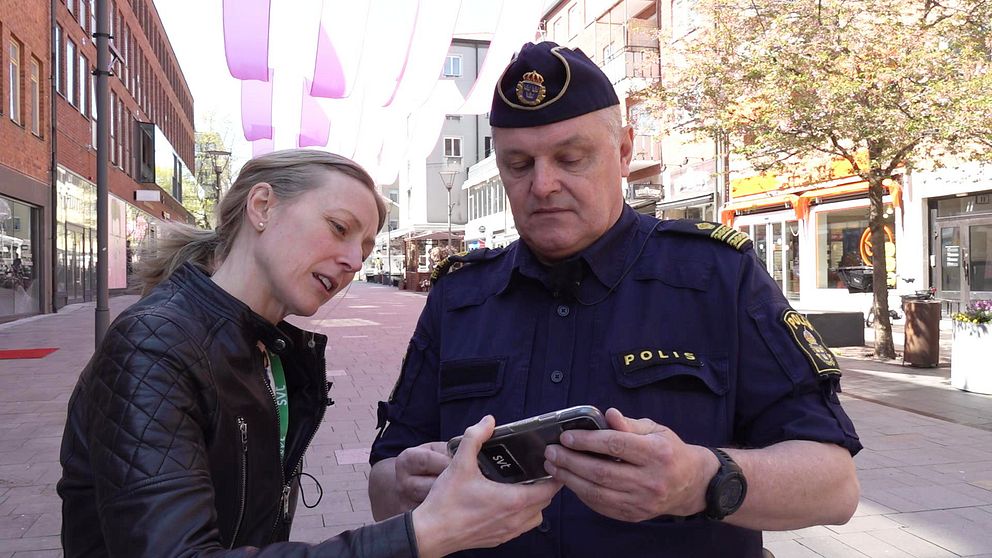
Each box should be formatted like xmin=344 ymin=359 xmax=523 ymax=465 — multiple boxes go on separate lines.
xmin=58 ymin=149 xmax=560 ymax=558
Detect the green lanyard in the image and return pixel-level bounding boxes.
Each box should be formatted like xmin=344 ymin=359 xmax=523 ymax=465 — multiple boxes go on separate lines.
xmin=266 ymin=351 xmax=289 ymax=460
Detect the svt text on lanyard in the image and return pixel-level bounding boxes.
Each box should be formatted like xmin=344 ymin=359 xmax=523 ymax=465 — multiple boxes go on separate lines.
xmin=265 ymin=350 xmax=289 ymax=460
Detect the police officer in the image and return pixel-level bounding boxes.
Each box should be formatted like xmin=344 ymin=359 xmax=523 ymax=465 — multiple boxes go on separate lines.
xmin=369 ymin=41 xmax=861 ymax=557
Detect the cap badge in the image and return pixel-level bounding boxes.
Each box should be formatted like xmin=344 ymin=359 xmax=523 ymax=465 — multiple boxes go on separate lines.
xmin=515 ymin=70 xmax=547 ymax=106
xmin=696 ymin=222 xmax=717 ymax=230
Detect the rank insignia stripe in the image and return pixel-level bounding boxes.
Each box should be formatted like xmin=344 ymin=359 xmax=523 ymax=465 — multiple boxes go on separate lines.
xmin=781 ymin=310 xmax=841 ymax=376
xmin=616 ymin=349 xmax=702 ymax=372
xmin=658 ymin=219 xmax=754 ymax=252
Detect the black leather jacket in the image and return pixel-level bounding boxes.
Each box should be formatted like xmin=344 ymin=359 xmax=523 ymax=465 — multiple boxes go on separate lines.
xmin=58 ymin=263 xmax=416 ymax=557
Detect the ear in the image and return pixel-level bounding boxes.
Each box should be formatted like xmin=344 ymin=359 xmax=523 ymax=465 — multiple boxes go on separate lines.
xmin=245 ymin=182 xmax=277 ymax=230
xmin=618 ymin=125 xmax=635 ymax=178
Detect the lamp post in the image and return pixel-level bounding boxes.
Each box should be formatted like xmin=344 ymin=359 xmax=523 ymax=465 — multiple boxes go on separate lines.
xmin=438 ymin=169 xmax=458 ymax=247
xmin=205 ymin=149 xmax=231 ymax=227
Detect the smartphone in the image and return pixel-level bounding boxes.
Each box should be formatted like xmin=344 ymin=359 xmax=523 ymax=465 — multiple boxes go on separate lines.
xmin=447 ymin=405 xmax=607 ymax=484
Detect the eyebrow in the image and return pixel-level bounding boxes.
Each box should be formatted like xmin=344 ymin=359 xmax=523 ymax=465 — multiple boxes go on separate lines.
xmin=498 ymin=134 xmax=593 ymax=158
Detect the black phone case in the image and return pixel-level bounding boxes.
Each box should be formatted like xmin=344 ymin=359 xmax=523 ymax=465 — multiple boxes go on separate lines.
xmin=447 ymin=405 xmax=607 ymax=484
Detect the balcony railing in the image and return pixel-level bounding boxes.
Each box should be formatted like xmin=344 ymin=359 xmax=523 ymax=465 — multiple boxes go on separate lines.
xmin=603 ymin=46 xmax=661 ymax=85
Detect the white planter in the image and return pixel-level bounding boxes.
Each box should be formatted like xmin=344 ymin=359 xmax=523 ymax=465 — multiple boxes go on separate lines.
xmin=950 ymin=321 xmax=992 ymax=395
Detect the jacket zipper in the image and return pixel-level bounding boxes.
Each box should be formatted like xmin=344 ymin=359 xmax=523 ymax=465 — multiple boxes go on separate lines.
xmin=230 ymin=416 xmax=248 ymax=549
xmin=265 ymin=344 xmax=327 ymax=539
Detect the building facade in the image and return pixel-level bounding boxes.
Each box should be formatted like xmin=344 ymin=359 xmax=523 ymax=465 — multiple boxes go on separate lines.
xmin=389 ymin=38 xmax=491 ymax=273
xmin=0 ymin=0 xmax=195 ymax=320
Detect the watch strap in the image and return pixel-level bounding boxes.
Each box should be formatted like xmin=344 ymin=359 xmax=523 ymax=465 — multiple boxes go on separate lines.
xmin=704 ymin=447 xmax=747 ymax=520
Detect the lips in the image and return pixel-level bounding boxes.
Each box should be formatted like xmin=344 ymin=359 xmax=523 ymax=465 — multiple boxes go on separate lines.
xmin=313 ymin=273 xmax=337 ymax=292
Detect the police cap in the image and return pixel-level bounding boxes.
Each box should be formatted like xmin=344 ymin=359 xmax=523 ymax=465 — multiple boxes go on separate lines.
xmin=490 ymin=41 xmax=620 ymax=128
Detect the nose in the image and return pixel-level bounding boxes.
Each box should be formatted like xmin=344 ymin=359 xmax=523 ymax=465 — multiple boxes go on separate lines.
xmin=339 ymin=242 xmax=363 ymax=273
xmin=531 ymin=159 xmax=561 ymax=198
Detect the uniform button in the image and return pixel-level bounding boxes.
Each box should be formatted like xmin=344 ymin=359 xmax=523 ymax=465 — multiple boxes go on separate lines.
xmin=538 ymin=519 xmax=551 ymax=533
xmin=556 ymin=304 xmax=570 ymax=317
xmin=272 ymin=338 xmax=287 ymax=352
xmin=550 ymin=370 xmax=564 ymax=383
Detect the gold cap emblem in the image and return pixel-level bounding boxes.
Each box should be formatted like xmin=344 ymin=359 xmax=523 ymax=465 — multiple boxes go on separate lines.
xmin=515 ymin=70 xmax=547 ymax=106
xmin=696 ymin=222 xmax=717 ymax=230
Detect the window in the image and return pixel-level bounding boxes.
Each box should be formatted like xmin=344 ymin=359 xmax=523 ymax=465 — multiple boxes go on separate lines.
xmin=8 ymin=39 xmax=21 ymax=124
xmin=67 ymin=0 xmax=75 ymax=16
xmin=29 ymin=58 xmax=41 ymax=135
xmin=816 ymin=204 xmax=896 ymax=289
xmin=568 ymin=5 xmax=580 ymax=37
xmin=79 ymin=55 xmax=89 ymax=117
xmin=552 ymin=17 xmax=564 ymax=41
xmin=66 ymin=39 xmax=77 ymax=107
xmin=484 ymin=136 xmax=494 ymax=157
xmin=443 ymin=55 xmax=462 ymax=77
xmin=90 ymin=0 xmax=97 ymax=35
xmin=671 ymin=0 xmax=701 ymax=41
xmin=109 ymin=91 xmax=117 ymax=164
xmin=443 ymin=137 xmax=462 ymax=158
xmin=55 ymin=25 xmax=63 ymax=95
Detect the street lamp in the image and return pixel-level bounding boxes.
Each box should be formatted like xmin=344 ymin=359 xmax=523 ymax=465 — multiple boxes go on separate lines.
xmin=205 ymin=149 xmax=231 ymax=226
xmin=438 ymin=169 xmax=459 ymax=246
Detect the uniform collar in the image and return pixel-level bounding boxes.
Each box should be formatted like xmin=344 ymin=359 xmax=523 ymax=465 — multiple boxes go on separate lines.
xmin=508 ymin=204 xmax=639 ymax=296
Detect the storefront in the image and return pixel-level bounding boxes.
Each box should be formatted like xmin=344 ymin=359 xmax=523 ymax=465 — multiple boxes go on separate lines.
xmin=55 ymin=167 xmax=164 ymax=306
xmin=724 ymin=173 xmax=903 ymax=311
xmin=0 ymin=194 xmax=42 ymax=318
xmin=56 ymin=168 xmax=97 ymax=307
xmin=931 ymin=191 xmax=992 ymax=303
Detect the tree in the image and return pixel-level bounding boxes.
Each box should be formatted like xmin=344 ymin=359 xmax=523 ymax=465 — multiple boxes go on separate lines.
xmin=186 ymin=130 xmax=234 ymax=229
xmin=645 ymin=0 xmax=992 ymax=359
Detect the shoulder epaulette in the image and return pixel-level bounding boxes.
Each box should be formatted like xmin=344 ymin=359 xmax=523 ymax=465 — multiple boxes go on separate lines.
xmin=657 ymin=220 xmax=753 ymax=252
xmin=430 ymin=248 xmax=503 ymax=284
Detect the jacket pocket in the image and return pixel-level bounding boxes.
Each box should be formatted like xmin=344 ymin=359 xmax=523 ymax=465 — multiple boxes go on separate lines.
xmin=438 ymin=357 xmax=519 ymax=440
xmin=438 ymin=357 xmax=506 ymax=402
xmin=609 ymin=353 xmax=731 ymax=445
xmin=230 ymin=416 xmax=248 ymax=549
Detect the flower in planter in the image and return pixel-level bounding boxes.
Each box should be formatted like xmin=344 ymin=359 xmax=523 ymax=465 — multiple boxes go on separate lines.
xmin=952 ymin=300 xmax=992 ymax=324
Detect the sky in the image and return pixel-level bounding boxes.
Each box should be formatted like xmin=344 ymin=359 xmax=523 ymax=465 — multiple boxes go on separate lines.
xmin=152 ymin=0 xmax=537 ymax=175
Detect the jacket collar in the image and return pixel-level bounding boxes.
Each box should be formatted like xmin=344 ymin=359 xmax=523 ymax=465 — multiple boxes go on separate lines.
xmin=167 ymin=263 xmax=306 ymax=356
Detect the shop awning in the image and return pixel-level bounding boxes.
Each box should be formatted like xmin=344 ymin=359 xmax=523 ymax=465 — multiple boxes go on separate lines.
xmin=655 ymin=193 xmax=714 ymax=211
xmin=720 ymin=193 xmax=797 ymax=227
xmin=721 ymin=178 xmax=903 ymax=226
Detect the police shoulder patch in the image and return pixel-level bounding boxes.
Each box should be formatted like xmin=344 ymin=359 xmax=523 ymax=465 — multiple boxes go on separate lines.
xmin=658 ymin=219 xmax=753 ymax=252
xmin=781 ymin=310 xmax=841 ymax=376
xmin=430 ymin=248 xmax=503 ymax=285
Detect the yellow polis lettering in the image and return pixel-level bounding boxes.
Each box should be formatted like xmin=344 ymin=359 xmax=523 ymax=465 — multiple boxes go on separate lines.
xmin=640 ymin=351 xmax=653 ymax=361
xmin=673 ymin=351 xmax=681 ymax=359
xmin=656 ymin=350 xmax=669 ymax=359
xmin=624 ymin=354 xmax=635 ymax=366
xmin=685 ymin=352 xmax=696 ymax=360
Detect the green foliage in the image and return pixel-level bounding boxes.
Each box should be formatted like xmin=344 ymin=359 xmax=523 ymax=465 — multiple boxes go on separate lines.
xmin=645 ymin=0 xmax=992 ymax=177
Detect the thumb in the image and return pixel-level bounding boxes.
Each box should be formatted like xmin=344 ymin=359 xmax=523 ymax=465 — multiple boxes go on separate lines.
xmin=451 ymin=415 xmax=496 ymax=472
xmin=605 ymin=408 xmax=664 ymax=435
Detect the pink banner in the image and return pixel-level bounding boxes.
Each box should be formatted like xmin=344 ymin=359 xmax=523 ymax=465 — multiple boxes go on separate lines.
xmin=252 ymin=138 xmax=275 ymax=158
xmin=241 ymin=70 xmax=274 ymax=141
xmin=223 ymin=0 xmax=271 ymax=81
xmin=299 ymin=80 xmax=330 ymax=148
xmin=310 ymin=0 xmax=371 ymax=98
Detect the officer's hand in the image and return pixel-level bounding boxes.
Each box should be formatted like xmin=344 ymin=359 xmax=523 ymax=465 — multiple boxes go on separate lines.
xmin=393 ymin=441 xmax=451 ymax=509
xmin=543 ymin=407 xmax=717 ymax=522
xmin=412 ymin=416 xmax=563 ymax=558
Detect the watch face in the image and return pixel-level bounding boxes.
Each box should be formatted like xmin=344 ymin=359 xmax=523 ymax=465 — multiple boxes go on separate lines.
xmin=719 ymin=477 xmax=746 ymax=510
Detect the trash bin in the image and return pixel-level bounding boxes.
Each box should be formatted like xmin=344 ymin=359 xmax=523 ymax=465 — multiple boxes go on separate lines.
xmin=903 ymin=299 xmax=941 ymax=367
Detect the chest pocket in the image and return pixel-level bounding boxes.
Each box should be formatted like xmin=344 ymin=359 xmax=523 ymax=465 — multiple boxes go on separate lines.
xmin=610 ymin=349 xmax=731 ymax=446
xmin=437 ymin=357 xmax=523 ymax=440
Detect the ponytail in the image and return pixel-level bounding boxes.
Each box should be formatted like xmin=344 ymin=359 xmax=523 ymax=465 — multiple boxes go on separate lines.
xmin=135 ymin=223 xmax=223 ymax=295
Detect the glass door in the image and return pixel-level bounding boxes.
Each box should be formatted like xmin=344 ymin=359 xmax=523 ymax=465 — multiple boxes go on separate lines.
xmin=969 ymin=222 xmax=992 ymax=300
xmin=738 ymin=219 xmax=802 ymax=299
xmin=937 ymin=218 xmax=992 ymax=304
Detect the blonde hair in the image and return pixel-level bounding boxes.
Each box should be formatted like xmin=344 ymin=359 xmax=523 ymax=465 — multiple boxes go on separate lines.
xmin=137 ymin=149 xmax=386 ymax=294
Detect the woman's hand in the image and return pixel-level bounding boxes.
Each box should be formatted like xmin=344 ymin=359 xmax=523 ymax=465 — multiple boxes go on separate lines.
xmin=410 ymin=416 xmax=563 ymax=558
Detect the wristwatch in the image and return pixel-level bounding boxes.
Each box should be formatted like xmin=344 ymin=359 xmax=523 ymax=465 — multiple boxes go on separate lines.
xmin=704 ymin=447 xmax=747 ymax=520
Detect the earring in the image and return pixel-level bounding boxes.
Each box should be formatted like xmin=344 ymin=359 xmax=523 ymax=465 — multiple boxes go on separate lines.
xmin=258 ymin=222 xmax=265 ymax=230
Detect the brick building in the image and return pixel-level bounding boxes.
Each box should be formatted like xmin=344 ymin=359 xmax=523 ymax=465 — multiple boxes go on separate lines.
xmin=0 ymin=0 xmax=195 ymax=320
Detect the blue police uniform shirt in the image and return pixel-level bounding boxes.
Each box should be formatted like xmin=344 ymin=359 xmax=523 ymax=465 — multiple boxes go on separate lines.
xmin=371 ymin=205 xmax=861 ymax=558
